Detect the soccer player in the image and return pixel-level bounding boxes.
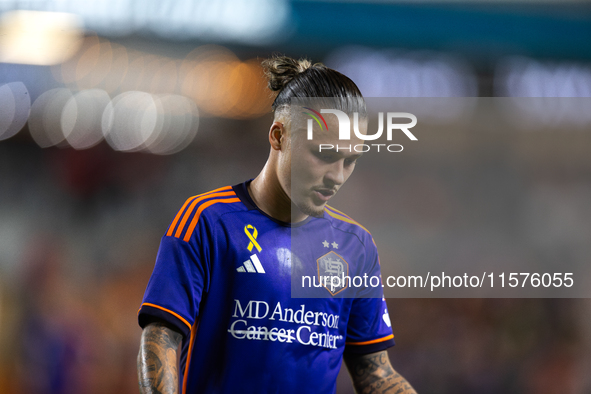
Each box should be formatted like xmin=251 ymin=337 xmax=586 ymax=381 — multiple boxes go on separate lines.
xmin=137 ymin=56 xmax=417 ymax=394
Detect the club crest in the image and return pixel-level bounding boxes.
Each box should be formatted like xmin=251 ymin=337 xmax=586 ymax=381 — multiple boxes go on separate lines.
xmin=316 ymin=251 xmax=349 ymax=296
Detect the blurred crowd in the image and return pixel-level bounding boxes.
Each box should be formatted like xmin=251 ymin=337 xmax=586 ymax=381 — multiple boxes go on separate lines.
xmin=1 ymin=107 xmax=591 ymax=393
xmin=1 ymin=1 xmax=590 ymax=393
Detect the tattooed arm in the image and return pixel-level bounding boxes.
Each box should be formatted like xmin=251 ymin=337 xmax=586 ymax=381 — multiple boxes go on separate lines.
xmin=137 ymin=321 xmax=183 ymax=394
xmin=344 ymin=350 xmax=417 ymax=394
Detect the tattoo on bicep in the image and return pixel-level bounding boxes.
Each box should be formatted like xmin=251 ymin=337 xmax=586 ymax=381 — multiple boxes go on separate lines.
xmin=138 ymin=323 xmax=182 ymax=394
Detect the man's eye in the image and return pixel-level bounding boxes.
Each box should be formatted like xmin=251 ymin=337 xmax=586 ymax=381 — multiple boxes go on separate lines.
xmin=317 ymin=152 xmax=335 ymax=162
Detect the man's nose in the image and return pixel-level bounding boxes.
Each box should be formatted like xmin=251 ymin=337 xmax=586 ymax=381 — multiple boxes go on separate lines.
xmin=325 ymin=160 xmax=345 ymax=185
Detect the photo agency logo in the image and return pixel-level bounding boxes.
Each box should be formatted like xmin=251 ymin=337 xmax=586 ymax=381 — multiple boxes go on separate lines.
xmin=302 ymin=107 xmax=417 ymax=153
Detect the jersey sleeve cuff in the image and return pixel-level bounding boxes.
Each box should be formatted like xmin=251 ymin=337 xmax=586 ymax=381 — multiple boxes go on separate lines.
xmin=138 ymin=303 xmax=192 ymax=338
xmin=344 ymin=334 xmax=395 ymax=355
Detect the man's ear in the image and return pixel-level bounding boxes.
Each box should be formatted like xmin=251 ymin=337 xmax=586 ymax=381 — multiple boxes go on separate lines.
xmin=269 ymin=121 xmax=285 ymax=151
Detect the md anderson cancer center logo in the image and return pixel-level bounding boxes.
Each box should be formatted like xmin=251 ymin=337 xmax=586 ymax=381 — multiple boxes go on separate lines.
xmin=227 ymin=299 xmax=343 ymax=349
xmin=303 ymin=107 xmax=417 ymax=153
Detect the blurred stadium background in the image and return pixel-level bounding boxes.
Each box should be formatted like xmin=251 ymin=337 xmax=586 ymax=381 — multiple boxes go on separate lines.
xmin=1 ymin=1 xmax=591 ymax=393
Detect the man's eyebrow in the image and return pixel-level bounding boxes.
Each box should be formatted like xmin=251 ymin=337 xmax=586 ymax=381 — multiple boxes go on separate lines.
xmin=320 ymin=149 xmax=364 ymax=160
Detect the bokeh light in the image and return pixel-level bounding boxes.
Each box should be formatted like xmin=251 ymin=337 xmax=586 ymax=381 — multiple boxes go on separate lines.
xmin=101 ymin=91 xmax=200 ymax=154
xmin=49 ymin=41 xmax=271 ymax=132
xmin=326 ymin=46 xmax=478 ymax=98
xmin=103 ymin=43 xmax=129 ymax=94
xmin=496 ymin=56 xmax=591 ymax=98
xmin=0 ymin=10 xmax=83 ymax=66
xmin=121 ymin=52 xmax=160 ymax=93
xmin=325 ymin=46 xmax=477 ymax=122
xmin=495 ymin=57 xmax=591 ymax=129
xmin=0 ymin=82 xmax=30 ymax=141
xmin=102 ymin=91 xmax=159 ymax=152
xmin=61 ymin=89 xmax=111 ymax=150
xmin=54 ymin=34 xmax=101 ymax=85
xmin=28 ymin=88 xmax=73 ymax=148
xmin=144 ymin=94 xmax=199 ymax=155
xmin=75 ymin=39 xmax=114 ymax=90
xmin=181 ymin=45 xmax=272 ymax=119
xmin=145 ymin=58 xmax=179 ymax=94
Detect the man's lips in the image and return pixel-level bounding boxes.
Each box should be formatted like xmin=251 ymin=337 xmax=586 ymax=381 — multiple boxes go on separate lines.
xmin=313 ymin=188 xmax=336 ymax=202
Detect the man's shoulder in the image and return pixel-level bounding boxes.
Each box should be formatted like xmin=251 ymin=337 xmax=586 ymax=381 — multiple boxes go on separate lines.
xmin=180 ymin=184 xmax=245 ymax=215
xmin=165 ymin=184 xmax=245 ymax=242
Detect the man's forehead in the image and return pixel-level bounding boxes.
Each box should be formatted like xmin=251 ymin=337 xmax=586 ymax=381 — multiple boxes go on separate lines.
xmin=317 ymin=145 xmax=365 ymax=159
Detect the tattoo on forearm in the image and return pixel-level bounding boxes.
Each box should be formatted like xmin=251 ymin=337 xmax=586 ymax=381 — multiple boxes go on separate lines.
xmin=345 ymin=351 xmax=417 ymax=394
xmin=138 ymin=322 xmax=182 ymax=394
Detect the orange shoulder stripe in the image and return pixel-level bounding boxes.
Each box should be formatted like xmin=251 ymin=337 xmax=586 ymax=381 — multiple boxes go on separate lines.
xmin=173 ymin=191 xmax=236 ymax=238
xmin=166 ymin=186 xmax=232 ymax=237
xmin=325 ymin=205 xmax=353 ymax=220
xmin=140 ymin=303 xmax=192 ymax=331
xmin=345 ymin=333 xmax=394 ymax=346
xmin=167 ymin=197 xmax=196 ymax=237
xmin=324 ymin=207 xmax=371 ymax=235
xmin=182 ymin=197 xmax=241 ymax=242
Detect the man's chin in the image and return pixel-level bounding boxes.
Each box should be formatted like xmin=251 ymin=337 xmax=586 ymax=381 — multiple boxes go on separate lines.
xmin=295 ymin=202 xmax=326 ymax=218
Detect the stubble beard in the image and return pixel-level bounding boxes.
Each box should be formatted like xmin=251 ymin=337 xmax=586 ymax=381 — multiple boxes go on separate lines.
xmin=292 ymin=194 xmax=326 ymax=219
xmin=299 ymin=202 xmax=325 ymax=218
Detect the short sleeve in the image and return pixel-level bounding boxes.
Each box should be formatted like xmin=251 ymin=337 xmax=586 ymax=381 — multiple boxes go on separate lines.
xmin=138 ymin=199 xmax=213 ymax=338
xmin=344 ymin=297 xmax=394 ymax=354
xmin=345 ymin=237 xmax=395 ymax=354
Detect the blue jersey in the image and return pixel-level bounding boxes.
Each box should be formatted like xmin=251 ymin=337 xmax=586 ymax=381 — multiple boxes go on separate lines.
xmin=138 ymin=181 xmax=394 ymax=394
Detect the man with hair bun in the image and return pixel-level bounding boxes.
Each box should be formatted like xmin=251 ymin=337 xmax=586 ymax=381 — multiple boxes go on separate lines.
xmin=137 ymin=55 xmax=417 ymax=394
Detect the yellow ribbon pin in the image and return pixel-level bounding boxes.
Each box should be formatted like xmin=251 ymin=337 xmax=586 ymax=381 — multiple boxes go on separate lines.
xmin=244 ymin=224 xmax=262 ymax=252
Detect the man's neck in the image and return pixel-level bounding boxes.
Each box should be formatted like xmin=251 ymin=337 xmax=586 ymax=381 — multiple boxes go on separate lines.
xmin=248 ymin=166 xmax=307 ymax=224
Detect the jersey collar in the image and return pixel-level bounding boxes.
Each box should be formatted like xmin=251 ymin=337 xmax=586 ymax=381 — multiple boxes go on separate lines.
xmin=232 ymin=180 xmax=314 ymax=228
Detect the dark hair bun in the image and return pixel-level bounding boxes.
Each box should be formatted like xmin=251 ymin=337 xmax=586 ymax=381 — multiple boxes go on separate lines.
xmin=261 ymin=54 xmax=364 ymax=113
xmin=262 ymin=56 xmax=312 ymax=92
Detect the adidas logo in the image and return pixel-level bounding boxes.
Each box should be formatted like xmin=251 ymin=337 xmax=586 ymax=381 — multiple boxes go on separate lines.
xmin=236 ymin=254 xmax=265 ymax=274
